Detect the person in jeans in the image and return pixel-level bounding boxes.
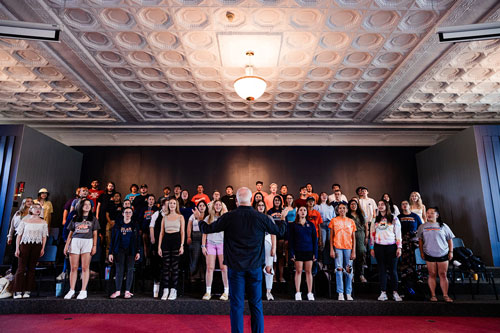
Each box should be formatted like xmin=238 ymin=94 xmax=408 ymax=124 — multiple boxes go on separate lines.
xmin=197 ymin=187 xmax=286 ymax=333
xmin=63 ymin=199 xmax=100 ymax=300
xmin=187 ymin=200 xmax=208 ymax=282
xmin=289 ymin=206 xmax=318 ymax=301
xmin=370 ymin=200 xmax=402 ymax=302
xmin=329 ymin=203 xmax=356 ymax=301
xmin=109 ymin=207 xmax=140 ymax=299
xmin=256 ymin=201 xmax=276 ymax=301
xmin=12 ymin=203 xmax=48 ymax=298
xmin=158 ymin=198 xmax=185 ymax=300
xmin=314 ymin=192 xmax=335 ymax=265
xmin=418 ymin=207 xmax=455 ymax=303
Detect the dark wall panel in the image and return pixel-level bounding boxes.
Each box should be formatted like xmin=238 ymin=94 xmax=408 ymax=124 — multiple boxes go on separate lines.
xmin=76 ymin=146 xmax=422 ymax=206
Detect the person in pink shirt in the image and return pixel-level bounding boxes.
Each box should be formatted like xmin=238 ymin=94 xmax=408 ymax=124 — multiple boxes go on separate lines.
xmin=264 ymin=183 xmax=278 ymax=211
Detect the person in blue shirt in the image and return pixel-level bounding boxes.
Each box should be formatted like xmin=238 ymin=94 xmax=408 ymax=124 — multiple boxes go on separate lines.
xmin=108 ymin=207 xmax=140 ymax=299
xmin=197 ymin=187 xmax=285 ymax=333
xmin=288 ymin=206 xmax=318 ymax=301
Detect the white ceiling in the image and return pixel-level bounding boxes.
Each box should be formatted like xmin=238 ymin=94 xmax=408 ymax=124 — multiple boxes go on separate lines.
xmin=0 ymin=0 xmax=499 ymax=145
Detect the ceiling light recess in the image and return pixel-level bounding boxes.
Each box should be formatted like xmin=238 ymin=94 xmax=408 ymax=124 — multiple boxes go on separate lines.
xmin=233 ymin=51 xmax=267 ymax=101
xmin=0 ymin=20 xmax=60 ymax=42
xmin=437 ymin=22 xmax=500 ymax=43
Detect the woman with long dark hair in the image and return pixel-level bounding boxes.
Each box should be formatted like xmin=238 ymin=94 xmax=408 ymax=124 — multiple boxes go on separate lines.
xmin=381 ymin=193 xmax=400 ymax=217
xmin=187 ymin=200 xmax=208 ymax=281
xmin=158 ymin=198 xmax=185 ymax=300
xmin=347 ymin=199 xmax=368 ymax=283
xmin=252 ymin=192 xmax=264 ymax=209
xmin=370 ymin=200 xmax=402 ymax=302
xmin=418 ymin=207 xmax=454 ymax=302
xmin=64 ymin=199 xmax=100 ymax=300
xmin=289 ymin=206 xmax=317 ymax=301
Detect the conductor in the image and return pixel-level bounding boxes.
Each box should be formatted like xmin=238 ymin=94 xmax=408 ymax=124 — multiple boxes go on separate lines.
xmin=197 ymin=187 xmax=286 ymax=333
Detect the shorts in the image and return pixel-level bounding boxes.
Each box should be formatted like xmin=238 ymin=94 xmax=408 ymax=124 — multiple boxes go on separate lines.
xmin=295 ymin=251 xmax=313 ymax=262
xmin=207 ymin=242 xmax=223 ymax=256
xmin=69 ymin=238 xmax=93 ymax=254
xmin=424 ymin=253 xmax=449 ymax=262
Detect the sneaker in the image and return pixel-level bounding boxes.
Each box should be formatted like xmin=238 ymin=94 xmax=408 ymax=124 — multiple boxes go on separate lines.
xmin=295 ymin=292 xmax=302 ymax=301
xmin=346 ymin=294 xmax=354 ymax=301
xmin=378 ymin=291 xmax=388 ymax=301
xmin=266 ymin=291 xmax=274 ymax=301
xmin=202 ymin=293 xmax=211 ymax=300
xmin=338 ymin=293 xmax=345 ymax=301
xmin=13 ymin=292 xmax=23 ymax=299
xmin=393 ymin=291 xmax=403 ymax=302
xmin=168 ymin=289 xmax=177 ymax=300
xmin=110 ymin=291 xmax=121 ymax=299
xmin=161 ymin=288 xmax=169 ymax=300
xmin=64 ymin=290 xmax=75 ymax=300
xmin=219 ymin=292 xmax=229 ymax=301
xmin=124 ymin=291 xmax=133 ymax=299
xmin=76 ymin=291 xmax=87 ymax=300
xmin=56 ymin=272 xmax=66 ymax=281
xmin=360 ymin=275 xmax=367 ymax=283
xmin=307 ymin=293 xmax=315 ymax=301
xmin=153 ymin=283 xmax=160 ymax=298
xmin=279 ymin=278 xmax=286 ymax=283
xmin=22 ymin=292 xmax=30 ymax=298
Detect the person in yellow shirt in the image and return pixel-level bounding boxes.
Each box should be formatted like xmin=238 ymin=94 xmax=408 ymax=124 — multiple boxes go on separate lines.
xmin=34 ymin=188 xmax=53 ymax=231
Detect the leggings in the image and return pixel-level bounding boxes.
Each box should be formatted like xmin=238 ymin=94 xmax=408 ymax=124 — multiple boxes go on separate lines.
xmin=374 ymin=243 xmax=399 ymax=292
xmin=162 ymin=232 xmax=181 ymax=289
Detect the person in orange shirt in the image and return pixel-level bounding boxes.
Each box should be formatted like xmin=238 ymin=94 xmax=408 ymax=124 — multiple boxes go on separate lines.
xmin=306 ymin=197 xmax=323 ymax=250
xmin=306 ymin=183 xmax=319 ymax=204
xmin=191 ymin=184 xmax=211 ymax=205
xmin=329 ymin=203 xmax=356 ymax=301
xmin=264 ymin=183 xmax=278 ymax=211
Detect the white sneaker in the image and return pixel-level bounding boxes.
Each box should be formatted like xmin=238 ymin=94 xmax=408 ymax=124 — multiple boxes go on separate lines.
xmin=168 ymin=289 xmax=177 ymax=300
xmin=22 ymin=292 xmax=30 ymax=298
xmin=346 ymin=294 xmax=354 ymax=301
xmin=76 ymin=291 xmax=87 ymax=300
xmin=153 ymin=282 xmax=160 ymax=298
xmin=295 ymin=292 xmax=302 ymax=301
xmin=360 ymin=275 xmax=367 ymax=283
xmin=202 ymin=292 xmax=211 ymax=300
xmin=161 ymin=288 xmax=169 ymax=300
xmin=307 ymin=293 xmax=315 ymax=301
xmin=393 ymin=291 xmax=403 ymax=302
xmin=56 ymin=272 xmax=66 ymax=281
xmin=338 ymin=293 xmax=345 ymax=301
xmin=266 ymin=291 xmax=274 ymax=301
xmin=378 ymin=291 xmax=388 ymax=301
xmin=13 ymin=292 xmax=23 ymax=299
xmin=64 ymin=290 xmax=75 ymax=299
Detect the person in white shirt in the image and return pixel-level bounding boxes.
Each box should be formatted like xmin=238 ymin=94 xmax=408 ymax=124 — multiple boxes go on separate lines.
xmin=357 ymin=186 xmax=377 ymax=223
xmin=328 ymin=183 xmax=348 ymax=203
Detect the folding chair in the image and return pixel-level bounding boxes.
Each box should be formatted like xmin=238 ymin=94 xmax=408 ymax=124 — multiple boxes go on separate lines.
xmin=36 ymin=244 xmax=58 ymax=296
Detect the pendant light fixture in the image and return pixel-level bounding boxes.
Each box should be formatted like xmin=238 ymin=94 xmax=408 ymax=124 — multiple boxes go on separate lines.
xmin=233 ymin=51 xmax=267 ymax=101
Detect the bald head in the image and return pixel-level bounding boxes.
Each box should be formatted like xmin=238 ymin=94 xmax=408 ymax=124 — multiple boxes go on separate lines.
xmin=236 ymin=187 xmax=252 ymax=206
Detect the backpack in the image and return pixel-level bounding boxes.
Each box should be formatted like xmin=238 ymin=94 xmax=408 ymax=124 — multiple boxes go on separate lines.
xmin=0 ymin=277 xmax=12 ymax=299
xmin=453 ymin=246 xmax=485 ymax=273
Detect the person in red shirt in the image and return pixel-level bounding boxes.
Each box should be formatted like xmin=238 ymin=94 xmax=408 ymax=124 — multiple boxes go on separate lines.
xmin=294 ymin=186 xmax=308 ymax=208
xmin=191 ymin=184 xmax=211 ymax=205
xmin=306 ymin=197 xmax=323 ymax=249
xmin=87 ymin=180 xmax=104 ymax=212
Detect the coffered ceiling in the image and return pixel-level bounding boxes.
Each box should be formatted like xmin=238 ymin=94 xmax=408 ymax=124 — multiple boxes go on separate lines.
xmin=0 ymin=0 xmax=499 ymax=146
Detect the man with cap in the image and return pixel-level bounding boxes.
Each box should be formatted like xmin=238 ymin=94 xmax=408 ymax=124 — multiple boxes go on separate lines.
xmin=34 ymin=188 xmax=53 ymax=230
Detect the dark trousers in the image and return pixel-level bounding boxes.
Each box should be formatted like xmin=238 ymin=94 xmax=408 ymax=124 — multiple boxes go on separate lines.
xmin=228 ymin=267 xmax=264 ymax=333
xmin=189 ymin=232 xmax=202 ymax=274
xmin=9 ymin=244 xmax=18 ymax=274
xmin=374 ymin=243 xmax=399 ymax=292
xmin=12 ymin=243 xmax=42 ymax=292
xmin=162 ymin=250 xmax=180 ymax=289
xmin=114 ymin=249 xmax=135 ymax=292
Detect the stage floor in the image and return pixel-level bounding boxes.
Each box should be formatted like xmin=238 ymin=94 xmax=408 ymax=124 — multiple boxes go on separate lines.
xmin=2 ymin=314 xmax=500 ymax=333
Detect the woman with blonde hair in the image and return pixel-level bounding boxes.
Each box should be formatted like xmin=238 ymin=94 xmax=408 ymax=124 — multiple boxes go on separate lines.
xmin=409 ymin=192 xmax=426 ymax=223
xmin=199 ymin=199 xmax=229 ymax=300
xmin=158 ymin=198 xmax=185 ymax=300
xmin=12 ymin=203 xmax=48 ymax=298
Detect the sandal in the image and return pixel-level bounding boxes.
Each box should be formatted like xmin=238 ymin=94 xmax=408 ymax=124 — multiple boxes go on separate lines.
xmin=430 ymin=296 xmax=438 ymax=302
xmin=443 ymin=295 xmax=453 ymax=303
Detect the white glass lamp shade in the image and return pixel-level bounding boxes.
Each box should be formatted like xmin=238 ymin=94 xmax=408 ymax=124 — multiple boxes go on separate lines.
xmin=233 ymin=76 xmax=267 ymax=101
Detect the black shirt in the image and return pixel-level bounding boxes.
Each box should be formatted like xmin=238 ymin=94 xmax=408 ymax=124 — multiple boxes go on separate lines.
xmin=199 ymin=205 xmax=286 ymax=271
xmin=221 ymin=194 xmax=237 ymax=211
xmin=107 ymin=202 xmax=123 ymax=222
